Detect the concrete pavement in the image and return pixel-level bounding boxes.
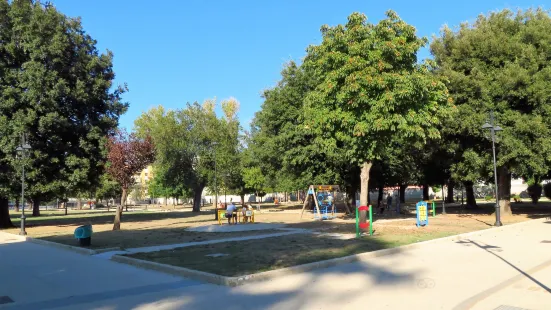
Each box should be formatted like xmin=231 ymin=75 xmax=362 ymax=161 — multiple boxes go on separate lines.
xmin=1 ymin=218 xmax=551 ymax=309
xmin=0 ymin=233 xmax=201 ymax=309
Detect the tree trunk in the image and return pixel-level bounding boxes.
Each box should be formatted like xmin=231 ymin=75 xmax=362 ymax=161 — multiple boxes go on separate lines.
xmin=14 ymin=198 xmax=19 ymax=212
xmin=0 ymin=198 xmax=14 ymax=229
xmin=422 ymin=184 xmax=429 ymax=201
xmin=77 ymin=198 xmax=82 ymax=210
xmin=378 ymin=185 xmax=384 ymax=204
xmin=446 ymin=181 xmax=455 ymax=203
xmin=359 ymin=162 xmax=372 ymax=225
xmin=113 ymin=188 xmax=127 ymax=230
xmin=240 ymin=194 xmax=245 ymax=207
xmin=113 ymin=205 xmax=123 ymax=231
xmin=464 ymin=181 xmax=477 ymax=208
xmin=399 ymin=184 xmax=407 ymax=203
xmin=192 ymin=185 xmax=204 ymax=212
xmin=498 ymin=166 xmax=512 ymax=216
xmin=32 ymin=198 xmax=40 ymax=216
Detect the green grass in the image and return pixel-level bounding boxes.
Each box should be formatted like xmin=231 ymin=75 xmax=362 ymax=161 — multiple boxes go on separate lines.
xmin=127 ymin=230 xmax=460 ymax=277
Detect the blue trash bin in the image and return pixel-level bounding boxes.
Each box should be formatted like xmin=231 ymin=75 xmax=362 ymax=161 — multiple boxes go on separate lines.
xmin=74 ymin=225 xmax=93 ymax=247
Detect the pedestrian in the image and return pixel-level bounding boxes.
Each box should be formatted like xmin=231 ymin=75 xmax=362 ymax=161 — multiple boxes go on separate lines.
xmin=386 ymin=193 xmax=392 ymax=211
xmin=226 ymin=201 xmax=237 ymax=225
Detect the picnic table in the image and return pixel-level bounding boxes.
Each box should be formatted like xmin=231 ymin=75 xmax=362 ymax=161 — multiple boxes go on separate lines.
xmin=217 ymin=208 xmax=255 ymax=225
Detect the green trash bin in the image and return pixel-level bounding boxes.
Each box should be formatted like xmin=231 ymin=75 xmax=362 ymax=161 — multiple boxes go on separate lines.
xmin=74 ymin=224 xmax=93 ymax=247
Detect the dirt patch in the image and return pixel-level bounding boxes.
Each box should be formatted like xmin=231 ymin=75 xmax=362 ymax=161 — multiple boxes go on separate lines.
xmin=4 ymin=210 xmax=280 ymax=249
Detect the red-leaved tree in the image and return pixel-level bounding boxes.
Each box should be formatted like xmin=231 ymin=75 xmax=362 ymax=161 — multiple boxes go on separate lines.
xmin=106 ymin=130 xmax=155 ymax=230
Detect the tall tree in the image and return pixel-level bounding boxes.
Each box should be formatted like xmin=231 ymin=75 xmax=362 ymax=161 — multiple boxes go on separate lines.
xmin=135 ymin=100 xmax=239 ymax=213
xmin=431 ymin=8 xmax=551 ymax=215
xmin=0 ymin=0 xmax=127 ymax=224
xmin=106 ymin=130 xmax=155 ymax=230
xmin=302 ymin=11 xmax=451 ymax=208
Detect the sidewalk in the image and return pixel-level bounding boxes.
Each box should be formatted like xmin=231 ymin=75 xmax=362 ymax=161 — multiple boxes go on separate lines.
xmin=0 ymin=232 xmax=201 ymax=309
xmin=58 ymin=218 xmax=551 ymax=310
xmin=2 ymin=218 xmax=550 ymax=309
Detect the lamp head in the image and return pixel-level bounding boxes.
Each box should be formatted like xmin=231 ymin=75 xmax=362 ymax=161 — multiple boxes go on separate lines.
xmin=482 ymin=123 xmax=492 ymax=129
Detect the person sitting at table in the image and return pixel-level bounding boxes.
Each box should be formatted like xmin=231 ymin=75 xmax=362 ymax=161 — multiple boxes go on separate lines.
xmin=226 ymin=202 xmax=237 ymax=225
xmin=242 ymin=205 xmax=252 ymax=223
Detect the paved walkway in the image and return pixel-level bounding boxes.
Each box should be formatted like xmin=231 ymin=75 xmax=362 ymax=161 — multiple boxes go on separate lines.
xmin=0 ymin=232 xmax=200 ymax=310
xmin=186 ymin=223 xmax=286 ymax=232
xmin=2 ymin=218 xmax=551 ymax=310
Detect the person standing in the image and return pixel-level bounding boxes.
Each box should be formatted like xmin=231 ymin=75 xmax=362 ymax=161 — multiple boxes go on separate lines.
xmin=386 ymin=193 xmax=392 ymax=211
xmin=226 ymin=202 xmax=237 ymax=225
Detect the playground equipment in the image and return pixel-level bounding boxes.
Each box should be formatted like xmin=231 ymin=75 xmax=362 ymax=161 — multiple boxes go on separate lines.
xmin=356 ymin=205 xmax=373 ymax=237
xmin=427 ymin=200 xmax=436 ymax=217
xmin=416 ymin=201 xmax=429 ymax=227
xmin=300 ymin=185 xmax=340 ymax=220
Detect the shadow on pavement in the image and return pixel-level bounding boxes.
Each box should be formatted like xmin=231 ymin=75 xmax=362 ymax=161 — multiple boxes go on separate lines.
xmin=456 ymin=239 xmax=551 ymax=294
xmin=0 ymin=237 xmax=417 ymax=310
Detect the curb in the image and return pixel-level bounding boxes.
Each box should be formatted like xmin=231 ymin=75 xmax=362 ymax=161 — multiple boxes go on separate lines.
xmin=111 ymin=216 xmax=550 ymax=287
xmin=26 ymin=237 xmax=98 ymax=255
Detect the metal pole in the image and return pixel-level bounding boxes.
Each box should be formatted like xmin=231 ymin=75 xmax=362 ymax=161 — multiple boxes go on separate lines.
xmin=490 ymin=112 xmax=502 ymax=227
xmin=20 ymin=153 xmax=26 ymax=236
xmin=214 ymin=146 xmax=218 ymax=220
xmin=442 ymin=184 xmax=447 ymax=215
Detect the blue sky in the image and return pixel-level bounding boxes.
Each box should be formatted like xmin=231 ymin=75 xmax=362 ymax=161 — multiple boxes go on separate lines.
xmin=50 ymin=0 xmax=546 ymax=131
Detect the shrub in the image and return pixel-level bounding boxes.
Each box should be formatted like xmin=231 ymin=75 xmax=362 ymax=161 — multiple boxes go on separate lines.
xmin=527 ymin=184 xmax=543 ymax=204
xmin=484 ymin=195 xmax=493 ymax=201
xmin=544 ymin=183 xmax=551 ymax=200
xmin=511 ymin=194 xmax=521 ymax=203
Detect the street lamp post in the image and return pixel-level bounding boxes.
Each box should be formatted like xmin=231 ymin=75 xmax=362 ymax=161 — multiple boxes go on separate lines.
xmin=224 ymin=173 xmax=230 ymax=208
xmin=442 ymin=183 xmax=447 ymax=215
xmin=16 ymin=133 xmax=31 ymax=236
xmin=482 ymin=111 xmax=503 ymax=227
xmin=212 ymin=142 xmax=218 ymax=220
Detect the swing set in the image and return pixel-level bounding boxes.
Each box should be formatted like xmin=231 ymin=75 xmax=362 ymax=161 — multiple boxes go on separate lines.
xmin=300 ymin=185 xmax=340 ymax=220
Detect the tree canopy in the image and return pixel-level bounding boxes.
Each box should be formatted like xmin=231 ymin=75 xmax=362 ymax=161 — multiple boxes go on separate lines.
xmin=0 ymin=0 xmax=126 ymax=226
xmin=302 ymin=11 xmax=451 ymax=207
xmin=431 ymin=8 xmax=551 ymax=214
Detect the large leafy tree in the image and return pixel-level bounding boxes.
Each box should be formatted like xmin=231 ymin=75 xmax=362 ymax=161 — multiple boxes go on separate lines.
xmin=302 ymin=11 xmax=451 ymax=208
xmin=431 ymin=8 xmax=551 ymax=215
xmin=250 ymin=62 xmax=348 ymax=201
xmin=135 ymin=100 xmax=239 ymax=212
xmin=0 ymin=0 xmax=126 ymax=226
xmin=106 ymin=130 xmax=155 ymax=230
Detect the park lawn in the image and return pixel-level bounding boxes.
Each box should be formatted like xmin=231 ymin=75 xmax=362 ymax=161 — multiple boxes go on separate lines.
xmin=5 ymin=210 xmax=280 ymax=250
xmin=125 ymin=212 xmax=537 ymax=277
xmin=126 ymin=231 xmax=461 ymax=277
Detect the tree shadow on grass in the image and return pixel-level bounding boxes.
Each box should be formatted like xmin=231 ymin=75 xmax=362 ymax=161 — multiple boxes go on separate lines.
xmin=7 ymin=210 xmax=216 ymax=229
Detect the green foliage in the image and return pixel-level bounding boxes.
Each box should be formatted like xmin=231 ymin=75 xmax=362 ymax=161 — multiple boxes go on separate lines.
xmin=242 ymin=167 xmax=266 ymax=195
xmin=302 ymin=11 xmax=451 ymax=166
xmin=0 ymin=1 xmax=126 ymax=217
xmin=526 ymin=183 xmax=542 ymax=204
xmin=485 ymin=195 xmax=494 ymax=201
xmin=431 ymin=8 xmax=551 ymax=188
xmin=135 ymin=100 xmax=241 ymax=211
xmin=95 ymin=174 xmax=121 ymax=202
xmin=249 ymin=61 xmax=339 ymax=191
